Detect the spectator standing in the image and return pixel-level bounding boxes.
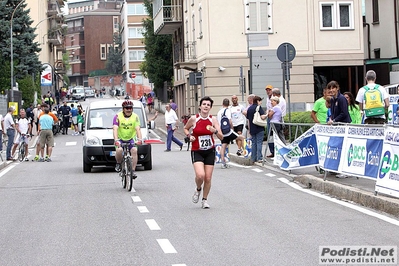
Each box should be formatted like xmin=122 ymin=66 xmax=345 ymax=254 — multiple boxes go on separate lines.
xmin=311 ymin=87 xmax=332 ymax=124
xmin=33 ymin=104 xmax=42 ymax=133
xmin=183 ymin=96 xmax=223 ymax=209
xmin=70 ymin=103 xmax=79 ymax=135
xmin=272 ymin=88 xmax=287 ymax=117
xmin=26 ymin=104 xmax=34 ymax=135
xmin=58 ymin=101 xmax=71 ymax=135
xmin=140 ymin=94 xmax=147 ymax=110
xmin=268 ymin=88 xmax=286 ymax=157
xmin=38 ymin=106 xmax=56 ymax=162
xmin=246 ymin=96 xmax=267 ymax=163
xmin=268 ymin=96 xmax=285 ymax=146
xmin=230 ymin=95 xmax=246 ymax=156
xmin=4 ymin=107 xmax=16 ymax=161
xmin=164 ymin=104 xmax=183 ymax=152
xmin=170 ymin=99 xmax=178 ymax=111
xmin=355 ymin=70 xmax=389 ymax=124
xmin=327 ymin=81 xmax=351 ymax=124
xmin=217 ymin=98 xmax=244 ymax=168
xmin=0 ymin=113 xmax=4 ymax=153
xmin=55 ymin=89 xmax=60 ymax=106
xmin=344 ymin=92 xmax=361 ymax=124
xmin=11 ymin=109 xmax=31 ymax=161
xmin=44 ymin=93 xmax=54 ymax=111
xmin=265 ymin=85 xmax=273 ymax=111
xmin=147 ymin=94 xmax=153 ymax=113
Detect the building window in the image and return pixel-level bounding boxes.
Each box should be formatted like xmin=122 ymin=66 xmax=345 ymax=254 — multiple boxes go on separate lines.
xmin=245 ymin=0 xmax=272 ymax=33
xmin=129 ymin=50 xmax=146 ymax=61
xmin=113 ymin=16 xmax=119 ymax=32
xmin=185 ymin=0 xmax=188 ymax=12
xmin=128 ymin=27 xmax=144 ymax=38
xmin=127 ymin=4 xmax=147 ymax=15
xmin=372 ymin=0 xmax=379 ymax=24
xmin=100 ymin=44 xmax=106 ymax=60
xmin=185 ymin=18 xmax=189 ymax=42
xmin=320 ymin=1 xmax=354 ymax=30
xmin=198 ymin=5 xmax=203 ymax=39
xmin=192 ymin=12 xmax=195 ymax=42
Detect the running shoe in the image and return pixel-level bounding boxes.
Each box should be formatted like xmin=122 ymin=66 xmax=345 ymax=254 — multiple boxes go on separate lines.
xmin=201 ymin=199 xmax=210 ymax=209
xmin=132 ymin=172 xmax=137 ymax=179
xmin=24 ymin=157 xmax=29 ymax=161
xmin=236 ymin=149 xmax=243 ymax=156
xmin=115 ymin=163 xmax=121 ymax=172
xmin=221 ymin=163 xmax=230 ymax=169
xmin=46 ymin=157 xmax=52 ymax=162
xmin=192 ymin=189 xmax=201 ymax=204
xmin=38 ymin=158 xmax=45 ymax=162
xmin=32 ymin=156 xmax=39 ymax=162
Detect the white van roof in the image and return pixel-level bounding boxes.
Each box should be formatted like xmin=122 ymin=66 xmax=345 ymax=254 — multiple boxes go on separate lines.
xmin=89 ymin=100 xmax=142 ymax=109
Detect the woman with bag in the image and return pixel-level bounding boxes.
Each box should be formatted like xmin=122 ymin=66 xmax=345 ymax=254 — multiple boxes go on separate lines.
xmin=246 ymin=96 xmax=267 ymax=164
xmin=267 ymin=96 xmax=285 ymax=158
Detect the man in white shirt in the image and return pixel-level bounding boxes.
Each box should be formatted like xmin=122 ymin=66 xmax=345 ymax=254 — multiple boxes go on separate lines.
xmin=217 ymin=98 xmax=245 ymax=168
xmin=164 ymin=103 xmax=183 ymax=152
xmin=4 ymin=107 xmax=16 ymax=160
xmin=355 ymin=70 xmax=389 ymax=124
xmin=230 ymin=95 xmax=246 ymax=156
xmin=11 ymin=109 xmax=31 ymax=161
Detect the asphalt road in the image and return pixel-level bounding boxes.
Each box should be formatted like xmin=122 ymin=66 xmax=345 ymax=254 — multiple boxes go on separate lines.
xmin=0 ymin=98 xmax=398 ymax=266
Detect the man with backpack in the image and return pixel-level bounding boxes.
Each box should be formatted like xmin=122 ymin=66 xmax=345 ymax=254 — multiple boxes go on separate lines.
xmin=217 ymin=98 xmax=244 ymax=169
xmin=355 ymin=70 xmax=389 ymax=124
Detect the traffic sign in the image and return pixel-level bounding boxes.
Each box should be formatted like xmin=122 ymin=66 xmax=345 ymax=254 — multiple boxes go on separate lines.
xmin=41 ymin=63 xmax=53 ymax=86
xmin=277 ymin=42 xmax=296 ymax=62
xmin=130 ymin=72 xmax=136 ymax=79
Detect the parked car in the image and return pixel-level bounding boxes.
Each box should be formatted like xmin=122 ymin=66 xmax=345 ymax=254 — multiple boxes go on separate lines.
xmin=84 ymin=88 xmax=95 ymax=98
xmin=82 ymin=100 xmax=154 ymax=173
xmin=72 ymin=86 xmax=86 ymax=101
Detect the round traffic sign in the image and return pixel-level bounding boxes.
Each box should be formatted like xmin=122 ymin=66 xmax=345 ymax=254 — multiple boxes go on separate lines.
xmin=277 ymin=42 xmax=296 ymax=62
xmin=130 ymin=72 xmax=136 ymax=78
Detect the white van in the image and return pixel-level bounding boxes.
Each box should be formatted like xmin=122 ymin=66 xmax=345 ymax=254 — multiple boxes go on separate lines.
xmin=82 ymin=100 xmax=154 ymax=173
xmin=72 ymin=86 xmax=86 ymax=101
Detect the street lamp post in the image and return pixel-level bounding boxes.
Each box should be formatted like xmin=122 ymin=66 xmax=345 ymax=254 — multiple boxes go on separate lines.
xmin=10 ymin=0 xmax=25 ymax=103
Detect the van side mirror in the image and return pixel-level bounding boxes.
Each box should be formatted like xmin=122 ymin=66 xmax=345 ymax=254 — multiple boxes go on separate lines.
xmin=148 ymin=120 xmax=155 ymax=129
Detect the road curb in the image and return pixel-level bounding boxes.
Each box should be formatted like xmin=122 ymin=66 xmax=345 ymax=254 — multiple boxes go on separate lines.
xmin=293 ymin=174 xmax=399 ymax=218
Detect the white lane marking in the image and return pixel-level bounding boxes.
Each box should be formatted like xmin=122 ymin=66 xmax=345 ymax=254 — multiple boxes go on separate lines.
xmin=149 ymin=129 xmax=162 ymax=139
xmin=172 ymin=264 xmax=187 ymax=266
xmin=252 ymin=168 xmax=263 ymax=173
xmin=265 ymin=173 xmax=276 ymax=177
xmin=157 ymin=239 xmax=177 ymax=254
xmin=137 ymin=206 xmax=149 ymax=213
xmin=65 ymin=142 xmax=77 ymax=146
xmin=278 ymin=177 xmax=399 ymax=227
xmin=131 ymin=187 xmax=136 ymax=192
xmin=131 ymin=196 xmax=141 ymax=202
xmin=0 ymin=164 xmax=16 ymax=177
xmin=227 ymin=162 xmax=252 ymax=168
xmin=145 ymin=219 xmax=161 ymax=230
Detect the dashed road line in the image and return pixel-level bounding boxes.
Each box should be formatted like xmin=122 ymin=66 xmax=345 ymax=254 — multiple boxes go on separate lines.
xmin=131 ymin=196 xmax=142 ymax=202
xmin=157 ymin=239 xmax=177 ymax=254
xmin=265 ymin=173 xmax=276 ymax=177
xmin=252 ymin=168 xmax=263 ymax=173
xmin=137 ymin=206 xmax=149 ymax=213
xmin=65 ymin=141 xmax=77 ymax=146
xmin=145 ymin=219 xmax=161 ymax=230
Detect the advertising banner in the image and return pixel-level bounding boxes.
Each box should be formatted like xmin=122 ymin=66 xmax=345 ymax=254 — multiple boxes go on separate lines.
xmin=387 ymin=94 xmax=399 ymax=125
xmin=41 ymin=63 xmax=53 ymax=86
xmin=375 ymin=126 xmax=399 ymax=198
xmin=273 ymin=126 xmax=319 ymax=169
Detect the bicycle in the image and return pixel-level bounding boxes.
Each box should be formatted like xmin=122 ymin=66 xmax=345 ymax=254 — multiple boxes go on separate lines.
xmin=119 ymin=142 xmax=137 ymax=192
xmin=16 ymin=134 xmax=30 ymax=162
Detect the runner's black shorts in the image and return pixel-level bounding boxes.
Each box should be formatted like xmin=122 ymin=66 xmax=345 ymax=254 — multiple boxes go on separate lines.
xmin=233 ymin=124 xmax=244 ymax=134
xmin=221 ymin=132 xmax=238 ymax=144
xmin=191 ymin=148 xmax=215 ymax=165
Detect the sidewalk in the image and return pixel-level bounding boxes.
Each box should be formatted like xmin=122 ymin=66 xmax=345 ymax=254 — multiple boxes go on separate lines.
xmin=152 ymin=111 xmax=399 ymax=218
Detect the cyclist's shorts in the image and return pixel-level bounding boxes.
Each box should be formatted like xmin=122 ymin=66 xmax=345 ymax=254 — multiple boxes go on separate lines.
xmin=117 ymin=139 xmax=135 ymax=151
xmin=13 ymin=133 xmax=28 ymax=145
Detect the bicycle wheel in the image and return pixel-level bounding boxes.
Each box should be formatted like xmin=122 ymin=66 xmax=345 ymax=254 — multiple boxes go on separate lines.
xmin=18 ymin=144 xmax=24 ymax=162
xmin=121 ymin=162 xmax=126 ymax=189
xmin=125 ymin=157 xmax=133 ymax=192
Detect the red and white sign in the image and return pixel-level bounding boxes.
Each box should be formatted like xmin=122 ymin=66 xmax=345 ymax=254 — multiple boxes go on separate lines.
xmin=41 ymin=63 xmax=53 ymax=86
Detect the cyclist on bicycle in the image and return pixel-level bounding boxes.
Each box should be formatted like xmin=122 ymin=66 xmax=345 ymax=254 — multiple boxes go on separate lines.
xmin=11 ymin=109 xmax=31 ymax=161
xmin=113 ymin=100 xmax=142 ymax=177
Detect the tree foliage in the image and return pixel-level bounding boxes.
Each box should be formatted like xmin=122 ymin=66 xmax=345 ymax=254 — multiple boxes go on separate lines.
xmin=106 ymin=27 xmax=123 ymax=75
xmin=141 ymin=0 xmax=173 ymax=94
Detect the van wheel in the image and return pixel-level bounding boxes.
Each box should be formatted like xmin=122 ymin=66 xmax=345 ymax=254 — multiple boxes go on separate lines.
xmin=143 ymin=156 xmax=152 ymax=170
xmin=83 ymin=162 xmax=92 ymax=173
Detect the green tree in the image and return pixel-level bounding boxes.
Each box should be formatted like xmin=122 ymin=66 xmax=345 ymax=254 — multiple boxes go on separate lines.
xmin=141 ymin=0 xmax=173 ymax=94
xmin=106 ymin=27 xmax=123 ymax=75
xmin=17 ymin=75 xmax=36 ymax=108
xmin=0 ymin=0 xmax=42 ymax=83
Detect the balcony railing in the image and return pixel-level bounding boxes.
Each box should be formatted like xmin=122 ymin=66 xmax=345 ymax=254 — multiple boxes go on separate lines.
xmin=67 ymin=26 xmax=84 ymax=34
xmin=47 ymin=3 xmax=60 ymax=16
xmin=48 ymin=30 xmax=63 ymax=46
xmin=184 ymin=41 xmax=197 ymax=61
xmin=153 ymin=5 xmax=182 ymax=35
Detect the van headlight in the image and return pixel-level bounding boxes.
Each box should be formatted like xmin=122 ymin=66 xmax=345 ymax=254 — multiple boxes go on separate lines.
xmin=85 ymin=136 xmax=102 ymax=146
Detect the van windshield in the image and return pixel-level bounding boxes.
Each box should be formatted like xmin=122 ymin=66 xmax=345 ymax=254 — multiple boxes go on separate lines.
xmin=74 ymin=88 xmax=84 ymax=93
xmin=87 ymin=107 xmax=145 ymax=129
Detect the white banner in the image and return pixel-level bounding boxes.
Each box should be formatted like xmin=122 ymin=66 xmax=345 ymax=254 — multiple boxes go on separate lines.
xmin=375 ymin=126 xmax=399 ymax=198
